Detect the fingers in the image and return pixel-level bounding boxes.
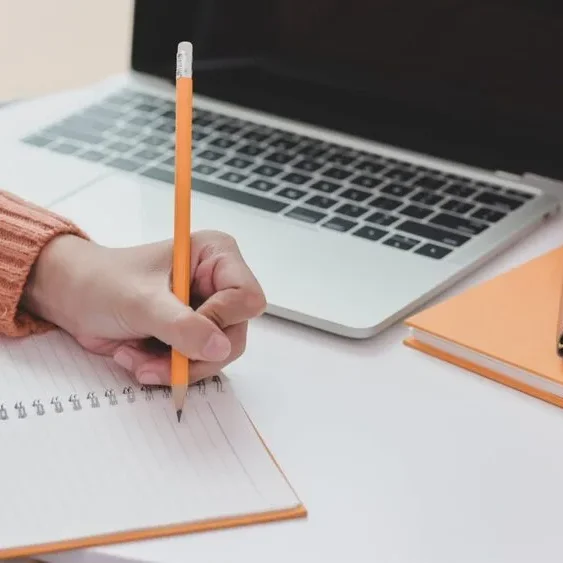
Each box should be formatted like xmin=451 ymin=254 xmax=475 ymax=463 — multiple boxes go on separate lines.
xmin=192 ymin=231 xmax=267 ymax=329
xmin=112 ymin=322 xmax=248 ymax=386
xmin=126 ymin=288 xmax=232 ymax=362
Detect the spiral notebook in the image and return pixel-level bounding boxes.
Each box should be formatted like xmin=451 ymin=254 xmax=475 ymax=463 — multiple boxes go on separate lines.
xmin=0 ymin=329 xmax=305 ymax=560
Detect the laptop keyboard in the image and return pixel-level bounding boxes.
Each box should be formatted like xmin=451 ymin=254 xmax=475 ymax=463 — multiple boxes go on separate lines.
xmin=21 ymin=88 xmax=536 ymax=260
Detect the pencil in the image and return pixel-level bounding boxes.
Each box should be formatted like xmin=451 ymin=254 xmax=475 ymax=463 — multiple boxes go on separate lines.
xmin=557 ymin=276 xmax=563 ymax=357
xmin=171 ymin=41 xmax=193 ymax=421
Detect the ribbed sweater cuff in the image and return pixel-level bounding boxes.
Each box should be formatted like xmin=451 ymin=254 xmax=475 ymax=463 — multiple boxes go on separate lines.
xmin=0 ymin=190 xmax=89 ymax=337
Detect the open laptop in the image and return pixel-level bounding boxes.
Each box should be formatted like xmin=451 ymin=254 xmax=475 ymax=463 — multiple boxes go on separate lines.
xmin=0 ymin=0 xmax=562 ymax=338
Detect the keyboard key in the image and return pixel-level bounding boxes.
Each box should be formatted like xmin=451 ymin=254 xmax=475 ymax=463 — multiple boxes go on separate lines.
xmin=162 ymin=156 xmax=175 ymax=167
xmin=242 ymin=130 xmax=270 ymax=143
xmin=285 ymin=207 xmax=326 ymax=224
xmin=193 ymin=163 xmax=219 ymax=175
xmin=106 ymin=157 xmax=141 ymax=171
xmin=410 ymin=190 xmax=443 ymax=206
xmin=370 ymin=196 xmax=402 ymax=211
xmin=430 ymin=213 xmax=488 ymax=236
xmin=440 ymin=199 xmax=474 ymax=214
xmin=141 ymin=135 xmax=167 ymax=147
xmin=471 ymin=207 xmax=506 ymax=222
xmin=383 ymin=168 xmax=417 ymax=183
xmin=133 ymin=148 xmax=161 ymax=160
xmin=415 ymin=243 xmax=452 ymax=259
xmin=265 ymin=152 xmax=294 ymax=165
xmin=356 ymin=160 xmax=386 ymax=175
xmin=141 ymin=167 xmax=174 ymax=184
xmin=299 ymin=145 xmax=328 ymax=159
xmin=225 ymin=157 xmax=252 ymax=169
xmin=474 ymin=191 xmax=523 ymax=211
xmin=136 ymin=102 xmax=159 ymax=113
xmin=382 ymin=234 xmax=420 ymax=251
xmin=341 ymin=188 xmax=371 ymax=202
xmin=277 ymin=187 xmax=306 ymax=200
xmin=47 ymin=127 xmax=104 ymax=145
xmin=311 ymin=180 xmax=339 ymax=194
xmin=351 ymin=175 xmax=381 ymax=189
xmin=238 ymin=144 xmax=265 ymax=157
xmin=128 ymin=115 xmax=152 ymax=127
xmin=328 ymin=153 xmax=355 ymax=166
xmin=324 ymin=167 xmax=352 ymax=180
xmin=219 ymin=171 xmax=248 ymax=184
xmin=353 ymin=226 xmax=387 ymax=241
xmin=400 ymin=205 xmax=433 ymax=219
xmin=475 ymin=181 xmax=501 ymax=192
xmin=336 ymin=203 xmax=369 ymax=218
xmin=396 ymin=220 xmax=469 ymax=247
xmin=294 ymin=159 xmax=323 ymax=172
xmin=216 ymin=122 xmax=242 ymax=135
xmin=322 ymin=217 xmax=357 ymax=232
xmin=209 ymin=136 xmax=237 ymax=149
xmin=23 ymin=134 xmax=53 ymax=147
xmin=253 ymin=164 xmax=282 ymax=178
xmin=282 ymin=172 xmax=311 ymax=185
xmin=444 ymin=183 xmax=477 ymax=198
xmin=113 ymin=127 xmax=140 ymax=140
xmin=198 ymin=149 xmax=224 ymax=161
xmin=80 ymin=149 xmax=106 ymax=162
xmin=381 ymin=183 xmax=414 ymax=198
xmin=51 ymin=142 xmax=79 ymax=155
xmin=306 ymin=195 xmax=338 ymax=209
xmin=271 ymin=136 xmax=300 ymax=150
xmin=108 ymin=141 xmax=134 ymax=153
xmin=248 ymin=179 xmax=276 ymax=192
xmin=191 ymin=177 xmax=289 ymax=212
xmin=414 ymin=176 xmax=446 ymax=190
xmin=365 ymin=211 xmax=398 ymax=226
xmin=156 ymin=121 xmax=175 ymax=134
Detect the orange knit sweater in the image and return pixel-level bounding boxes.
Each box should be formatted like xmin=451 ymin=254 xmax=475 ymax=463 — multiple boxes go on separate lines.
xmin=0 ymin=190 xmax=87 ymax=337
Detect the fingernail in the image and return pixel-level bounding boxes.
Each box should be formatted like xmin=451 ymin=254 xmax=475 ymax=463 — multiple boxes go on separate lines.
xmin=138 ymin=371 xmax=162 ymax=385
xmin=114 ymin=350 xmax=133 ymax=371
xmin=202 ymin=333 xmax=231 ymax=361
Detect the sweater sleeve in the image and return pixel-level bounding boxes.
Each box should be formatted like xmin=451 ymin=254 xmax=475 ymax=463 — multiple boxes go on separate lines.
xmin=0 ymin=190 xmax=89 ymax=337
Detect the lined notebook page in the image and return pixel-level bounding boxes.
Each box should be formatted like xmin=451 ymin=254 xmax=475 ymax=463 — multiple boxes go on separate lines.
xmin=0 ymin=331 xmax=301 ymax=553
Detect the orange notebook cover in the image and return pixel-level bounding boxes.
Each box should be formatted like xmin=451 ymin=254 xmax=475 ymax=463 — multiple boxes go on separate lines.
xmin=403 ymin=245 xmax=563 ymax=408
xmin=0 ymin=330 xmax=306 ymax=560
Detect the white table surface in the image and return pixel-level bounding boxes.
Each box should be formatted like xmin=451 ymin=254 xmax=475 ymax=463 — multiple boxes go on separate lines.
xmin=22 ymin=172 xmax=563 ymax=563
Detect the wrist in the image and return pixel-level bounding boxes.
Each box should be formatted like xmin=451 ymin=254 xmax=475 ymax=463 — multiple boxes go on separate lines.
xmin=22 ymin=234 xmax=95 ymax=332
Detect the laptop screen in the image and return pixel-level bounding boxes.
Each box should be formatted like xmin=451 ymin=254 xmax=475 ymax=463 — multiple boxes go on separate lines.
xmin=132 ymin=0 xmax=563 ymax=179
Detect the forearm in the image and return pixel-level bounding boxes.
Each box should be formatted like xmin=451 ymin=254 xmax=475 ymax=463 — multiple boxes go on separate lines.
xmin=0 ymin=190 xmax=88 ymax=337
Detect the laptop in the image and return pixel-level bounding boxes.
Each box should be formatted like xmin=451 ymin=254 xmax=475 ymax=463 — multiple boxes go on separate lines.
xmin=0 ymin=0 xmax=562 ymax=338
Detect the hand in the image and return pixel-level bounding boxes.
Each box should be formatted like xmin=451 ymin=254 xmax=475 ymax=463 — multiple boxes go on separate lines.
xmin=22 ymin=231 xmax=266 ymax=385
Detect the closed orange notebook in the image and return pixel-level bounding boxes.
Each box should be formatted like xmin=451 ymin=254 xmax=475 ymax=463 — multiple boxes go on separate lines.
xmin=403 ymin=245 xmax=563 ymax=408
xmin=0 ymin=330 xmax=306 ymax=560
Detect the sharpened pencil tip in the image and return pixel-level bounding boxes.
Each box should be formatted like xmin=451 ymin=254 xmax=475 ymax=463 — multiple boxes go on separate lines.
xmin=176 ymin=409 xmax=182 ymax=423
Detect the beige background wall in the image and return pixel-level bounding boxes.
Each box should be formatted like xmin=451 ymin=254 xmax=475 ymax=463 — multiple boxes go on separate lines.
xmin=0 ymin=2 xmax=133 ymax=562
xmin=0 ymin=0 xmax=133 ymax=102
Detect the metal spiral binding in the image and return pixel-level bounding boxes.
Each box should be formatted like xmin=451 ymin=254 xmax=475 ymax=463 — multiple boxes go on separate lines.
xmin=105 ymin=389 xmax=118 ymax=406
xmin=0 ymin=374 xmax=225 ymax=422
xmin=122 ymin=386 xmax=135 ymax=403
xmin=87 ymin=392 xmax=100 ymax=408
xmin=32 ymin=399 xmax=45 ymax=416
xmin=140 ymin=385 xmax=154 ymax=401
xmin=51 ymin=396 xmax=63 ymax=413
xmin=14 ymin=402 xmax=26 ymax=419
xmin=69 ymin=394 xmax=82 ymax=411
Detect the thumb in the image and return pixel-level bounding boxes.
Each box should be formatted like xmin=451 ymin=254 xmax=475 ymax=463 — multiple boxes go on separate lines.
xmin=129 ymin=289 xmax=231 ymax=362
